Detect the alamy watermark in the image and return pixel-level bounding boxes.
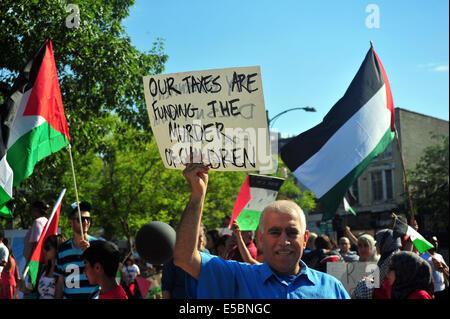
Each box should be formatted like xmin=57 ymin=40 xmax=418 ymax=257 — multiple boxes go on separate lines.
xmin=65 ymin=4 xmax=80 ymax=29
xmin=365 ymin=4 xmax=380 ymax=29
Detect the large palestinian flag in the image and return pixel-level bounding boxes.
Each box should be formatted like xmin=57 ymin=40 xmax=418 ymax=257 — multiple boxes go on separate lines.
xmin=230 ymin=174 xmax=284 ymax=230
xmin=280 ymin=46 xmax=395 ymax=220
xmin=0 ymin=40 xmax=70 ymax=208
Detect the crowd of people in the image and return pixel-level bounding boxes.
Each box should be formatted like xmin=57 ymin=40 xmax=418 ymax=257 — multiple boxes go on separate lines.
xmin=0 ymin=163 xmax=448 ymax=299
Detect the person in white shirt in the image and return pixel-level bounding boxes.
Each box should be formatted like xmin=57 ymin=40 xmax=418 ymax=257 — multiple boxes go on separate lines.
xmin=0 ymin=227 xmax=9 ymax=277
xmin=420 ymin=236 xmax=448 ymax=295
xmin=22 ymin=201 xmax=49 ymax=264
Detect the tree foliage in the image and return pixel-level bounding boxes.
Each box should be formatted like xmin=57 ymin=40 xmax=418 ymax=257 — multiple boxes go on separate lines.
xmin=408 ymin=134 xmax=449 ymax=233
xmin=1 ymin=0 xmax=167 ymax=229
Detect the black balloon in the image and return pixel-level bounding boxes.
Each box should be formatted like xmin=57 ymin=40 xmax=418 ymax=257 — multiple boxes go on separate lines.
xmin=135 ymin=221 xmax=176 ymax=265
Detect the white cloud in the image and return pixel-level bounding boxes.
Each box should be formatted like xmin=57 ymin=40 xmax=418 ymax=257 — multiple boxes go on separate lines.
xmin=433 ymin=65 xmax=449 ymax=72
xmin=417 ymin=63 xmax=449 ymax=72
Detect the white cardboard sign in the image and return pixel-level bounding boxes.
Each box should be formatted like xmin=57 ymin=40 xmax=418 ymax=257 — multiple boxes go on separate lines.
xmin=143 ymin=66 xmax=272 ymax=171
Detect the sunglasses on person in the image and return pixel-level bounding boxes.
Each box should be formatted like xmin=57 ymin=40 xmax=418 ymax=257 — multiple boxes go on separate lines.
xmin=43 ymin=243 xmax=53 ymax=251
xmin=72 ymin=216 xmax=92 ymax=223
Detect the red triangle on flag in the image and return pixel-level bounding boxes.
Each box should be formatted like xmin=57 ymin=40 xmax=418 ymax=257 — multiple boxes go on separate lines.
xmin=23 ymin=40 xmax=70 ymax=141
xmin=229 ymin=176 xmax=251 ymax=229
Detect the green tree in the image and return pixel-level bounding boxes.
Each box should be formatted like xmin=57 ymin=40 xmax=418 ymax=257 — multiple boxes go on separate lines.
xmin=408 ymin=134 xmax=449 ymax=234
xmin=1 ymin=0 xmax=167 ymax=229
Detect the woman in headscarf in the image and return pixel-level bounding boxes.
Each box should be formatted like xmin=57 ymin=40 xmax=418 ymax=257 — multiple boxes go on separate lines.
xmin=351 ymin=229 xmax=401 ymax=299
xmin=357 ymin=234 xmax=379 ymax=262
xmin=387 ymin=251 xmax=434 ymax=299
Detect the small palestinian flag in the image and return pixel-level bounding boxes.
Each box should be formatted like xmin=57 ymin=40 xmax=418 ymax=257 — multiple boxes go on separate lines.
xmin=0 ymin=40 xmax=70 ymax=209
xmin=343 ymin=197 xmax=356 ymax=216
xmin=280 ymin=45 xmax=395 ymax=220
xmin=392 ymin=218 xmax=434 ymax=254
xmin=230 ymin=174 xmax=284 ymax=231
xmin=28 ymin=189 xmax=66 ymax=286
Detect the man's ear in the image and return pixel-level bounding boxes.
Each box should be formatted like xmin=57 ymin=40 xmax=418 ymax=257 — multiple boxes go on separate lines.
xmin=94 ymin=262 xmax=102 ymax=273
xmin=256 ymin=230 xmax=262 ymax=250
xmin=303 ymin=230 xmax=310 ymax=249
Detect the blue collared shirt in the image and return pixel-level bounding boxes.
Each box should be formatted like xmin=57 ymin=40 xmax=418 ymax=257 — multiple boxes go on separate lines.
xmin=186 ymin=252 xmax=350 ymax=299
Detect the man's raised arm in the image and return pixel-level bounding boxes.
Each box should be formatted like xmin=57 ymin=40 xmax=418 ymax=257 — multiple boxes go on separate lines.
xmin=173 ymin=163 xmax=209 ymax=280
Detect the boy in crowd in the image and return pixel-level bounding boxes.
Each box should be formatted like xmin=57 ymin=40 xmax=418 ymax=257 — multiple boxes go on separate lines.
xmin=82 ymin=240 xmax=128 ymax=299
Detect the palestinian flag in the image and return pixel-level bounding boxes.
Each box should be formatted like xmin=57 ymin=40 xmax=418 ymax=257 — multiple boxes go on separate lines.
xmin=280 ymin=46 xmax=395 ymax=220
xmin=343 ymin=197 xmax=356 ymax=216
xmin=28 ymin=188 xmax=66 ymax=286
xmin=0 ymin=40 xmax=70 ymax=209
xmin=392 ymin=217 xmax=434 ymax=254
xmin=230 ymin=174 xmax=284 ymax=231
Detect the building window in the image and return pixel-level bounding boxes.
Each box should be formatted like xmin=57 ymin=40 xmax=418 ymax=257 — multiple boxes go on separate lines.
xmin=371 ymin=171 xmax=384 ymax=201
xmin=371 ymin=169 xmax=395 ymax=202
xmin=385 ymin=169 xmax=393 ymax=200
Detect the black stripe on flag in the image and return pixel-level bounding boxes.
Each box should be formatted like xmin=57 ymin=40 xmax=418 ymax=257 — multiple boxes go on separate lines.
xmin=280 ymin=48 xmax=385 ymax=172
xmin=392 ymin=218 xmax=409 ymax=238
xmin=248 ymin=174 xmax=284 ymax=191
xmin=1 ymin=40 xmax=48 ymax=147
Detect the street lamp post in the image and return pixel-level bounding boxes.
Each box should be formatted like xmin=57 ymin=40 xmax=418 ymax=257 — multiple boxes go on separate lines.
xmin=267 ymin=107 xmax=316 ymax=128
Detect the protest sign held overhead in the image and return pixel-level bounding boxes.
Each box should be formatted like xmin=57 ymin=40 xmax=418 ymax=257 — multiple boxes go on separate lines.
xmin=143 ymin=66 xmax=272 ymax=171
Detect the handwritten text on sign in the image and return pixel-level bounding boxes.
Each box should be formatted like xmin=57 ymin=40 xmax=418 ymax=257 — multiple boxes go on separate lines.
xmin=143 ymin=66 xmax=271 ymax=171
xmin=327 ymin=262 xmax=379 ymax=295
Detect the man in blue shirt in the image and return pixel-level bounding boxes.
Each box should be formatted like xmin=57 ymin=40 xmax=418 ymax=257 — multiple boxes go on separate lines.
xmin=174 ymin=163 xmax=349 ymax=299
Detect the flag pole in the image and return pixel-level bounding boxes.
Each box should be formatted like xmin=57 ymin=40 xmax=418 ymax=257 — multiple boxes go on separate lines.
xmin=67 ymin=144 xmax=85 ymax=239
xmin=22 ymin=189 xmax=66 ymax=281
xmin=394 ymin=129 xmax=416 ymax=225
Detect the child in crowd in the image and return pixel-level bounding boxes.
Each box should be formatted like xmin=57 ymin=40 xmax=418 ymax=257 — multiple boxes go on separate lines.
xmin=82 ymin=240 xmax=128 ymax=299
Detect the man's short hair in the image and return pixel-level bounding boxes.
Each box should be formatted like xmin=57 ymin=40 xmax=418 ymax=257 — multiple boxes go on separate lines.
xmin=68 ymin=201 xmax=92 ymax=219
xmin=82 ymin=240 xmax=120 ymax=278
xmin=31 ymin=200 xmax=49 ymax=216
xmin=258 ymin=200 xmax=306 ymax=234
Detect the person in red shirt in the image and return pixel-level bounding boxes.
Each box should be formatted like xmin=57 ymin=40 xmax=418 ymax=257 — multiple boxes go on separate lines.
xmin=225 ymin=225 xmax=257 ymax=262
xmin=386 ymin=251 xmax=434 ymax=299
xmin=83 ymin=240 xmax=128 ymax=299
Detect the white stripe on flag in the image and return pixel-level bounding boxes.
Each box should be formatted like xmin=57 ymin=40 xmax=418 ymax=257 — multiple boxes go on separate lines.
xmin=7 ymin=89 xmax=46 ymax=149
xmin=0 ymin=155 xmax=13 ymax=197
xmin=293 ymin=85 xmax=390 ymax=198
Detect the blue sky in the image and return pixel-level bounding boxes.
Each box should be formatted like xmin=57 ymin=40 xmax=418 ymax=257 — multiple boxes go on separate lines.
xmin=123 ymin=0 xmax=449 ymax=136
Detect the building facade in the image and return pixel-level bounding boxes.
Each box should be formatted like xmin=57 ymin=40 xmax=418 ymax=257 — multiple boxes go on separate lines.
xmin=336 ymin=108 xmax=448 ymax=236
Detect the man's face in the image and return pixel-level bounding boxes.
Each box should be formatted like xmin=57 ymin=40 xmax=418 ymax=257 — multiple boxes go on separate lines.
xmin=69 ymin=211 xmax=91 ymax=235
xmin=83 ymin=260 xmax=99 ymax=285
xmin=257 ymin=209 xmax=309 ymax=276
xmin=339 ymin=238 xmax=351 ymax=254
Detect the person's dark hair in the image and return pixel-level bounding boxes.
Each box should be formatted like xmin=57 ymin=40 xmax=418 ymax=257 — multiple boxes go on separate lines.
xmin=68 ymin=201 xmax=92 ymax=219
xmin=31 ymin=200 xmax=49 ymax=216
xmin=0 ymin=226 xmax=4 ymax=239
xmin=44 ymin=234 xmax=66 ymax=275
xmin=82 ymin=240 xmax=120 ymax=278
xmin=207 ymin=229 xmax=220 ymax=244
xmin=314 ymin=234 xmax=332 ymax=250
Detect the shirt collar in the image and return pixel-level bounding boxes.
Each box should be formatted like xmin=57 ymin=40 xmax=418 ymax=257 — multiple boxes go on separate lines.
xmin=261 ymin=260 xmax=315 ymax=286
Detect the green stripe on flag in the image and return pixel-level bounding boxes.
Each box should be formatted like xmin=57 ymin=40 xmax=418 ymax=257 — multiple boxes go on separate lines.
xmin=412 ymin=238 xmax=434 ymax=254
xmin=0 ymin=189 xmax=12 ymax=213
xmin=320 ymin=128 xmax=395 ymax=220
xmin=28 ymin=260 xmax=40 ymax=286
xmin=7 ymin=122 xmax=69 ymax=186
xmin=0 ymin=204 xmax=12 ymax=218
xmin=236 ymin=209 xmax=261 ymax=231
